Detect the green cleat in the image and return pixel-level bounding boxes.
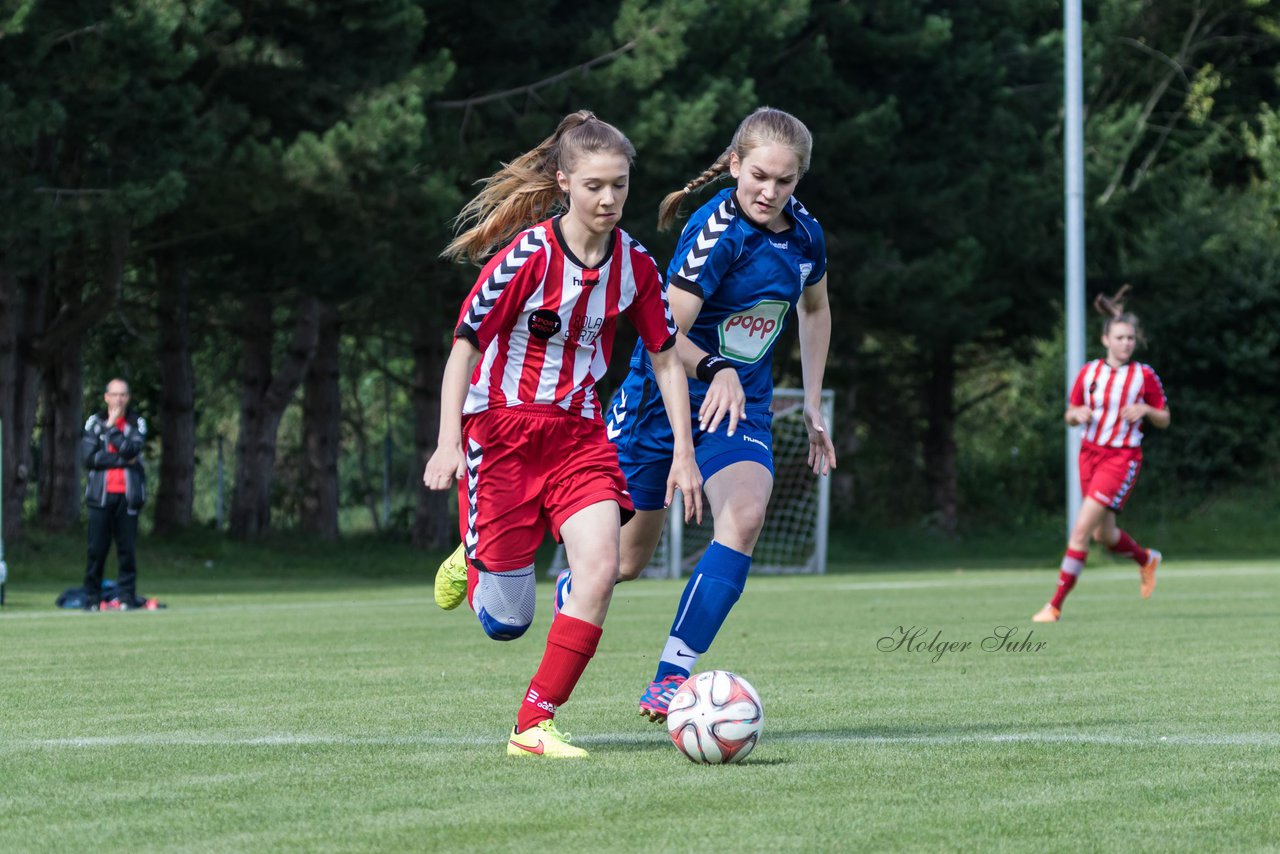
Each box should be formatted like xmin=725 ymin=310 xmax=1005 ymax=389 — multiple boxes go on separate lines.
xmin=434 ymin=543 xmax=468 ymax=611
xmin=507 ymin=719 xmax=588 ymax=758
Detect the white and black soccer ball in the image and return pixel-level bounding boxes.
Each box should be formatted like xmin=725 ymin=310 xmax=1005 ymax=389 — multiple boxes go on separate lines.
xmin=666 ymin=670 xmax=764 ymax=764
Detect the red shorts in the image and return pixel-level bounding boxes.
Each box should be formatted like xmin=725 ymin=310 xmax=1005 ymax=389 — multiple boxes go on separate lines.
xmin=458 ymin=405 xmax=633 ymax=572
xmin=1079 ymin=443 xmax=1143 ymax=512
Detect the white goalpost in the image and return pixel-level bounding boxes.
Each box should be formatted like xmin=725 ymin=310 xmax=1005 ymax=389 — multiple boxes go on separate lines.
xmin=550 ymin=388 xmax=834 ymax=578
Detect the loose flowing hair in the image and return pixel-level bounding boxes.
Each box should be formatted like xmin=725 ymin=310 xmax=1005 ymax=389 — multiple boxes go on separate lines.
xmin=657 ymin=106 xmax=813 ymax=231
xmin=442 ymin=111 xmax=637 ymax=264
xmin=1093 ymin=284 xmax=1144 ymax=342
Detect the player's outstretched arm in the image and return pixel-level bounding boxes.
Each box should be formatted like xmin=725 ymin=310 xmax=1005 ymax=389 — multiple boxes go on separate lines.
xmin=797 ymin=276 xmax=836 ymax=475
xmin=424 ymin=339 xmax=481 ymax=490
xmin=651 ymin=345 xmax=704 ymax=524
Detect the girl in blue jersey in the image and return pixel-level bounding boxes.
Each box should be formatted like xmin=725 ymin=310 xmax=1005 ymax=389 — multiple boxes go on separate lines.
xmin=558 ymin=106 xmax=837 ymax=722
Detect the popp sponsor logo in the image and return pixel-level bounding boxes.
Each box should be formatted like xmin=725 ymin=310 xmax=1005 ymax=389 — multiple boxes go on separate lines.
xmin=724 ymin=313 xmax=778 ymax=340
xmin=718 ymin=299 xmax=788 ymax=363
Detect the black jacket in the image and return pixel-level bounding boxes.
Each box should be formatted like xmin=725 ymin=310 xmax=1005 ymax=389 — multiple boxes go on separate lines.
xmin=81 ymin=410 xmax=148 ymax=510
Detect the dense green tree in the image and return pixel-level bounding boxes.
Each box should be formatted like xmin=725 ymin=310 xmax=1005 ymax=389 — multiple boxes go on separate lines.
xmin=748 ymin=1 xmax=1065 ymax=532
xmin=3 ymin=0 xmax=1278 ymax=547
xmin=1 ymin=1 xmax=209 ymax=535
xmin=1084 ymin=0 xmax=1280 ymax=491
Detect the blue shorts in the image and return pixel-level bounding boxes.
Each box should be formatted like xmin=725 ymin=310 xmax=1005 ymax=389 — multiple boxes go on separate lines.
xmin=607 ymin=369 xmax=774 ymax=511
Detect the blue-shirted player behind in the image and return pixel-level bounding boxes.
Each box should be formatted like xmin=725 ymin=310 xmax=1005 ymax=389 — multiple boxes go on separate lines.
xmin=558 ymin=106 xmax=838 ymax=722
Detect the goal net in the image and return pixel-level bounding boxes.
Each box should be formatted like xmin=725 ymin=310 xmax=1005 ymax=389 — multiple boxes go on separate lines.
xmin=550 ymin=388 xmax=833 ymax=578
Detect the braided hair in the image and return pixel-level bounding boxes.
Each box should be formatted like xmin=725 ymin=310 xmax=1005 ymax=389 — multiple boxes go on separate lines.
xmin=657 ymin=106 xmax=813 ymax=231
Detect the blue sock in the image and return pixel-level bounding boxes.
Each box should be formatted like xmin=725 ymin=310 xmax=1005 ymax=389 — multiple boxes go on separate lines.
xmin=654 ymin=541 xmax=751 ymax=681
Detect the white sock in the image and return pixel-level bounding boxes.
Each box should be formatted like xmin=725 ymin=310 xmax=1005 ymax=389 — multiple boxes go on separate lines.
xmin=659 ymin=635 xmax=700 ymax=677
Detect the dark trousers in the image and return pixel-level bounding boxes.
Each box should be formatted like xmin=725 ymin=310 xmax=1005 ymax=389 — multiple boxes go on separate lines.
xmin=83 ymin=494 xmax=139 ymax=606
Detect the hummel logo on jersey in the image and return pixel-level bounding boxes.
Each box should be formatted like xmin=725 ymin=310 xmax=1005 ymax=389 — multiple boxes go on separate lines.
xmin=465 ymin=231 xmax=544 ymax=330
xmin=606 ymin=390 xmax=628 ymax=440
xmin=770 ymin=239 xmax=789 ymax=249
xmin=611 ymin=390 xmax=629 ymax=425
xmin=676 ymin=199 xmax=733 ymax=283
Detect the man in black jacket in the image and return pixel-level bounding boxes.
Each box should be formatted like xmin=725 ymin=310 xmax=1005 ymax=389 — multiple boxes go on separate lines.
xmin=81 ymin=378 xmax=161 ymax=611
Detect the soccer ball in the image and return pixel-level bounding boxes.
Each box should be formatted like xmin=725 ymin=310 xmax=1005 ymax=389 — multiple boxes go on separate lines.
xmin=666 ymin=670 xmax=764 ymax=764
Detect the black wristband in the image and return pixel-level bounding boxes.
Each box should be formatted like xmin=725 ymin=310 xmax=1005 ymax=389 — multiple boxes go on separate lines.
xmin=696 ymin=355 xmax=734 ymax=384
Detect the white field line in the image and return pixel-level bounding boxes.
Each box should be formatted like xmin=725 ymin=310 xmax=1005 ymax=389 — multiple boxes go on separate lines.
xmin=1 ymin=565 xmax=1274 ymax=621
xmin=5 ymin=730 xmax=1279 ymax=751
xmin=814 ymin=564 xmax=1279 ymax=592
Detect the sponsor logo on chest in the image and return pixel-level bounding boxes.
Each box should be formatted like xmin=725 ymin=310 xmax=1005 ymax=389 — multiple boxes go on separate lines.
xmin=718 ymin=299 xmax=789 ymax=364
xmin=566 ymin=314 xmax=604 ymax=345
xmin=526 ymin=309 xmax=605 ymax=346
xmin=527 ymin=309 xmax=561 ymax=340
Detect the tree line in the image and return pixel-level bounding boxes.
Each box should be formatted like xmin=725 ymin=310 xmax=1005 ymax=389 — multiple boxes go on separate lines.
xmin=2 ymin=0 xmax=1278 ymax=546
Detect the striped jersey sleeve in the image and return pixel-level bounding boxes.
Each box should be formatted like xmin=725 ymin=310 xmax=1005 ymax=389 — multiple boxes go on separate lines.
xmin=667 ymin=196 xmax=740 ymax=300
xmin=620 ymin=234 xmax=677 ymax=353
xmin=1140 ymin=363 xmax=1167 ymax=410
xmin=455 ymin=227 xmax=549 ymax=351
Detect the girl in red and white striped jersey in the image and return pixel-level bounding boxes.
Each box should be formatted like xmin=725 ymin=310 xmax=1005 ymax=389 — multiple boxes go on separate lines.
xmin=423 ymin=111 xmax=702 ymax=758
xmin=1033 ymin=287 xmax=1170 ymax=623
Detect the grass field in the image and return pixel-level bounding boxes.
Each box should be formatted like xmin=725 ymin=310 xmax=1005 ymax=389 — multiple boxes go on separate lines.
xmin=2 ymin=538 xmax=1278 ymax=853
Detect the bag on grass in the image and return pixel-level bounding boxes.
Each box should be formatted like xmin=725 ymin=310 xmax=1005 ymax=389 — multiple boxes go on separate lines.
xmin=55 ymin=579 xmax=118 ymax=609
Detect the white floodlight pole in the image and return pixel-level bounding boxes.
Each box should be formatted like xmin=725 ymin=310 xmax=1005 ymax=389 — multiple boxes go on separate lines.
xmin=1064 ymin=0 xmax=1086 ymax=537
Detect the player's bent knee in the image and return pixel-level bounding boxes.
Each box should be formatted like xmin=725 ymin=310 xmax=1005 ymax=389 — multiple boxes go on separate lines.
xmin=718 ymin=501 xmax=768 ymax=544
xmin=473 ymin=565 xmax=536 ymax=642
xmin=617 ymin=561 xmax=645 ymax=582
xmin=477 ymin=608 xmax=531 ymax=641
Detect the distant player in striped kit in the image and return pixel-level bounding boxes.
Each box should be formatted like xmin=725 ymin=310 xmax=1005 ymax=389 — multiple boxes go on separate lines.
xmin=1033 ymin=287 xmax=1170 ymax=623
xmin=556 ymin=107 xmax=837 ymax=722
xmin=424 ymin=111 xmax=703 ymax=758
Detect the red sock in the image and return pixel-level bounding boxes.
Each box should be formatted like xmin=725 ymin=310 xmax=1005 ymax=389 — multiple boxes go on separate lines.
xmin=1049 ymin=569 xmax=1079 ymax=610
xmin=465 ymin=562 xmax=480 ymax=611
xmin=1051 ymin=549 xmax=1088 ymax=610
xmin=1109 ymin=530 xmax=1149 ymax=566
xmin=516 ymin=614 xmax=601 ymax=732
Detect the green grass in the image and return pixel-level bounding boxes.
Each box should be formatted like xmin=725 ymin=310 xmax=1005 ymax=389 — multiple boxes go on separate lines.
xmin=2 ymin=541 xmax=1279 ymax=852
